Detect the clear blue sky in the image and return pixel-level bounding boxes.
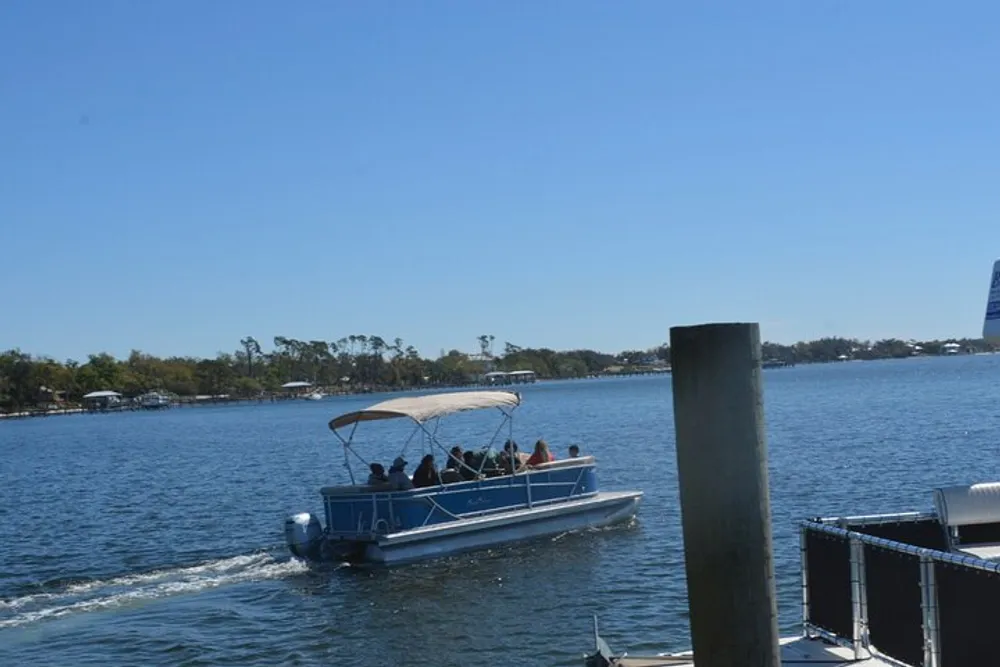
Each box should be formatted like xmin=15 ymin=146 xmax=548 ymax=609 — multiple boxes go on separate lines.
xmin=3 ymin=1 xmax=999 ymax=361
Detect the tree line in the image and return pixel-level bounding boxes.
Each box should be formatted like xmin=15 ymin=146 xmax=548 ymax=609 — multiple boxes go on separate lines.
xmin=0 ymin=334 xmax=622 ymax=411
xmin=0 ymin=333 xmax=994 ymax=412
xmin=759 ymin=336 xmax=993 ymax=364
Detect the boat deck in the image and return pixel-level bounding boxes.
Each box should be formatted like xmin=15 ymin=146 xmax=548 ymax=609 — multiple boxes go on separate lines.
xmin=591 ymin=494 xmax=1000 ymax=667
xmin=602 ymin=636 xmax=890 ymax=666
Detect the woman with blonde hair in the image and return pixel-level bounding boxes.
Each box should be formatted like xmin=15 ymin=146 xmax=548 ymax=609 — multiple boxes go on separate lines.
xmin=526 ymin=439 xmax=555 ymax=466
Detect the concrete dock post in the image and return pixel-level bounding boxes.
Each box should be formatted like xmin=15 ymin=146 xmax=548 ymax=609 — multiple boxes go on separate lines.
xmin=669 ymin=323 xmax=780 ymax=667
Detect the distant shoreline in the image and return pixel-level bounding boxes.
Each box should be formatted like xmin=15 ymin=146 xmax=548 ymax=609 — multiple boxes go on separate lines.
xmin=3 ymin=352 xmax=995 ymax=421
xmin=0 ymin=378 xmax=531 ymax=421
xmin=2 ymin=334 xmax=994 ymax=419
xmin=1 ymin=372 xmax=667 ymax=421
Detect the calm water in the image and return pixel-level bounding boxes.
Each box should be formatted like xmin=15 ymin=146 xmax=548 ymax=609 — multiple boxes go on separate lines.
xmin=3 ymin=355 xmax=1000 ymax=666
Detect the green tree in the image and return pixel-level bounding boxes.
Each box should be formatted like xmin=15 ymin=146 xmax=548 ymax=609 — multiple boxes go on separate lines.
xmin=240 ymin=336 xmax=262 ymax=377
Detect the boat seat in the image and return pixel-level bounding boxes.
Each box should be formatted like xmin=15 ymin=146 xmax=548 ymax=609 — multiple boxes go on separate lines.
xmin=957 ymin=543 xmax=1000 ymax=561
xmin=933 ymin=482 xmax=1000 ymax=560
xmin=321 ymin=482 xmax=394 ymax=495
xmin=529 ymin=455 xmax=596 ymax=472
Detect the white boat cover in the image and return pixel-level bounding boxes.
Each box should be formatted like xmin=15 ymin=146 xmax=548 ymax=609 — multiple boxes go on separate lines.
xmin=329 ymin=390 xmax=521 ymax=430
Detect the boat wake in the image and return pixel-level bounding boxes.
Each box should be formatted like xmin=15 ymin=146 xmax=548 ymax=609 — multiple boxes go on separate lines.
xmin=0 ymin=550 xmax=310 ymax=629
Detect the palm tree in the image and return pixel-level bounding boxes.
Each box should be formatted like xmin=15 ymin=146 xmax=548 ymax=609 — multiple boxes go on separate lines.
xmin=240 ymin=336 xmax=261 ymax=377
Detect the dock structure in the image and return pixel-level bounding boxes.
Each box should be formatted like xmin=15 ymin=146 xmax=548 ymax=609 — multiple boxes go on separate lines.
xmin=592 ymin=497 xmax=1000 ymax=667
xmin=586 ymin=321 xmax=1000 ymax=667
xmin=0 ymin=407 xmax=86 ymax=419
xmin=596 ymin=366 xmax=671 ymax=378
xmin=481 ymin=370 xmax=538 ymax=385
xmin=589 ymin=635 xmax=886 ymax=666
xmin=669 ymin=323 xmax=780 ymax=666
xmin=589 ymin=265 xmax=1000 ymax=666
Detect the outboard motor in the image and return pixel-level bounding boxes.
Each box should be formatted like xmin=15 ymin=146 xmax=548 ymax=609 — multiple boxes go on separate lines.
xmin=284 ymin=513 xmax=324 ymax=561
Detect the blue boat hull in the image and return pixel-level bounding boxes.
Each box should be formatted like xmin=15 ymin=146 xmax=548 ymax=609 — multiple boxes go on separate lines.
xmin=360 ymin=490 xmax=642 ymax=567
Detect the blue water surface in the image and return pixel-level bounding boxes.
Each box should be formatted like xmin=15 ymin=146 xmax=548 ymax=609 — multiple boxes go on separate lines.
xmin=2 ymin=354 xmax=999 ymax=666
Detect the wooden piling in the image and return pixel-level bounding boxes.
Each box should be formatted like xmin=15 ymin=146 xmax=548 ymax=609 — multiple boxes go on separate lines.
xmin=669 ymin=322 xmax=780 ymax=667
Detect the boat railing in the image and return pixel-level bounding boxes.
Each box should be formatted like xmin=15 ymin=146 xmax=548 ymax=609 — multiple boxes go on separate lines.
xmin=321 ymin=459 xmax=597 ymax=500
xmin=321 ymin=461 xmax=598 ymax=537
xmin=801 ymin=512 xmax=1000 ymax=667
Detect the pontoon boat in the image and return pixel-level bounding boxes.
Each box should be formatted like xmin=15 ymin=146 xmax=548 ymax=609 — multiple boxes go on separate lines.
xmin=284 ymin=390 xmax=643 ymax=567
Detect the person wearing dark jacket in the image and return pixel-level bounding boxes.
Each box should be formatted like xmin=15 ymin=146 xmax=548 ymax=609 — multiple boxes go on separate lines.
xmin=412 ymin=454 xmax=441 ymax=488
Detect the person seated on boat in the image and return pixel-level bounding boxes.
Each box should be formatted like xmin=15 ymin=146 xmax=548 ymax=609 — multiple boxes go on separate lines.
xmin=526 ymin=439 xmax=556 ymax=467
xmin=367 ymin=462 xmax=389 ymax=485
xmin=445 ymin=445 xmax=463 ymax=471
xmin=387 ymin=456 xmax=414 ymax=491
xmin=499 ymin=439 xmax=521 ymax=474
xmin=460 ymin=450 xmax=481 ymax=481
xmin=439 ymin=447 xmax=464 ymax=483
xmin=476 ymin=448 xmax=504 ymax=476
xmin=411 ymin=454 xmax=441 ymax=488
xmin=503 ymin=439 xmax=519 ymax=457
xmin=498 ymin=449 xmax=515 ymax=474
xmin=568 ymin=444 xmax=580 ymax=458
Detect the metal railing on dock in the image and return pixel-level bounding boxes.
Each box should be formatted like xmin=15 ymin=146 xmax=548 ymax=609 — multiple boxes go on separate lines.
xmin=801 ymin=512 xmax=1000 ymax=667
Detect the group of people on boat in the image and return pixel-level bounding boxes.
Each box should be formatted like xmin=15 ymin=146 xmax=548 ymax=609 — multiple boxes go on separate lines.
xmin=365 ymin=439 xmax=583 ymax=491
